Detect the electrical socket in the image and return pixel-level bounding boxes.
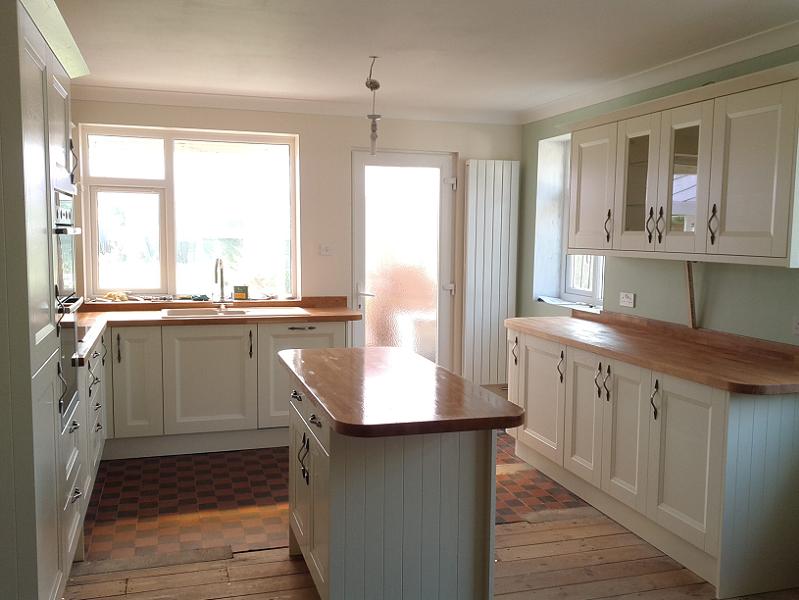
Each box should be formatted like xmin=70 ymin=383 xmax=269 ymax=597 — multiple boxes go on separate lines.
xmin=619 ymin=291 xmax=636 ymax=308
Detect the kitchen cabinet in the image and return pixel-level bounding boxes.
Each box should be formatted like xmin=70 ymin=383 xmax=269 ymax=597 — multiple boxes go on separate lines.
xmin=79 ymin=333 xmax=108 ymax=479
xmin=613 ymin=113 xmax=660 ymax=251
xmin=563 ymin=348 xmax=604 ymax=486
xmin=505 ymin=331 xmax=521 ymax=439
xmin=258 ymin=322 xmax=345 ymax=428
xmin=600 ymin=359 xmax=651 ymax=512
xmin=47 ymin=58 xmax=72 ymax=193
xmin=112 ymin=327 xmax=164 ymax=438
xmin=656 ymin=101 xmax=713 ymax=253
xmin=306 ymin=422 xmax=330 ymax=589
xmin=646 ymin=373 xmax=725 ymax=553
xmin=289 ymin=405 xmax=312 ymax=554
xmin=568 ymin=123 xmax=617 ymax=250
xmin=163 ymin=324 xmax=258 ymax=434
xmin=517 ymin=335 xmax=565 ymax=464
xmin=708 ymin=81 xmax=797 ymax=258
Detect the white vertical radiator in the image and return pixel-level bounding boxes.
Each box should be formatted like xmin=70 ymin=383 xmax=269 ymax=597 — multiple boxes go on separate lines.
xmin=462 ymin=160 xmax=520 ymax=385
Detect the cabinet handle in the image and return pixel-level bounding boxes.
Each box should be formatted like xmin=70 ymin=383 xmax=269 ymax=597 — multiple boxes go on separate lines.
xmin=603 ymin=209 xmax=612 ymax=243
xmin=309 ymin=414 xmax=323 ymax=428
xmin=645 ymin=206 xmax=655 ymax=244
xmin=101 ymin=335 xmax=108 ymax=365
xmin=249 ymin=330 xmax=253 ymax=359
xmin=56 ymin=361 xmax=68 ymax=403
xmin=117 ymin=333 xmax=121 ymax=363
xmin=95 ymin=422 xmax=103 ymax=432
xmin=655 ymin=206 xmax=664 ymax=244
xmin=512 ymin=337 xmax=519 ymax=366
xmin=94 ymin=402 xmax=102 ymax=412
xmin=288 ymin=326 xmax=316 ymax=331
xmin=556 ymin=350 xmax=564 ymax=383
xmin=303 ymin=437 xmax=311 ymax=485
xmin=708 ymin=203 xmax=718 ymax=245
xmin=91 ymin=350 xmax=101 ymax=360
xmin=602 ymin=364 xmax=611 ymax=402
xmin=594 ymin=362 xmax=603 ymax=398
xmin=68 ymin=420 xmax=80 ymax=433
xmin=649 ymin=379 xmax=660 ymax=420
xmin=291 ymin=390 xmax=302 ymax=402
xmin=70 ymin=488 xmax=82 ymax=504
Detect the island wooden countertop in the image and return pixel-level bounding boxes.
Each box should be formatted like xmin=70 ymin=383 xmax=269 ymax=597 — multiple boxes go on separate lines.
xmin=72 ymin=307 xmax=361 ymax=366
xmin=506 ymin=315 xmax=799 ymax=395
xmin=278 ymin=346 xmax=525 ymax=437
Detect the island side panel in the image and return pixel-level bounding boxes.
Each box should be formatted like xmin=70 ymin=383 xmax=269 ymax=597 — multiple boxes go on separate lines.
xmin=329 ymin=429 xmax=496 ymax=600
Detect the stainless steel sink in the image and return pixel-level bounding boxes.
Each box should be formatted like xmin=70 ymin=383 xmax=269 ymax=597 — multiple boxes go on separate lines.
xmin=161 ymin=307 xmax=248 ymax=318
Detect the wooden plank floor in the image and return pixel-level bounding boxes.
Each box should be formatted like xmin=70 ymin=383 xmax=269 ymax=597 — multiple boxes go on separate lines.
xmin=63 ymin=505 xmax=799 ymax=600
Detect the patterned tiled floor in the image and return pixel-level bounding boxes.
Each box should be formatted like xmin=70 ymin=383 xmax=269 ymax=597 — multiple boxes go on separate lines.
xmin=84 ymin=433 xmax=584 ymax=560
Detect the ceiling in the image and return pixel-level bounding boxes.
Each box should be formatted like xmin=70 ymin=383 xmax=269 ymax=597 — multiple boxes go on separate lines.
xmin=56 ymin=0 xmax=799 ymax=124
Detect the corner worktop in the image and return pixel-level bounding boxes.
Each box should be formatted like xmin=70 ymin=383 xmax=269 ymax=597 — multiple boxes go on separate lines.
xmin=506 ymin=313 xmax=799 ymax=395
xmin=278 ymin=346 xmax=524 ymax=436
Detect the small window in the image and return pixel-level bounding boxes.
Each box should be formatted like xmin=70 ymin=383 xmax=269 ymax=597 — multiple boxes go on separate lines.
xmin=87 ymin=135 xmax=165 ymax=179
xmin=563 ymin=254 xmax=604 ymax=304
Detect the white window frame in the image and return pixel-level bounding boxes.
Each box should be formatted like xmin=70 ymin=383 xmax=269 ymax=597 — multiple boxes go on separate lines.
xmin=561 ymin=253 xmax=605 ymax=305
xmin=80 ymin=124 xmax=298 ymax=298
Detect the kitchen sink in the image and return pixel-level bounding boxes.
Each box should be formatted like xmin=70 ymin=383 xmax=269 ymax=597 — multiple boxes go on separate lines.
xmin=161 ymin=307 xmax=248 ymax=318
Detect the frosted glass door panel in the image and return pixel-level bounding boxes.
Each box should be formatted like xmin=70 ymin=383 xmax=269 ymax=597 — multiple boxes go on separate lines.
xmin=363 ymin=166 xmax=440 ymax=361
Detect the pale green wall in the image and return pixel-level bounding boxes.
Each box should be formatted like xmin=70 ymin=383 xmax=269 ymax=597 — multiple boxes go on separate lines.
xmin=518 ymin=45 xmax=799 ymax=345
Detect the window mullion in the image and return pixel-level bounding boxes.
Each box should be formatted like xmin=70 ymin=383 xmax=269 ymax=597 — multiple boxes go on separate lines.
xmin=164 ymin=136 xmax=176 ymax=296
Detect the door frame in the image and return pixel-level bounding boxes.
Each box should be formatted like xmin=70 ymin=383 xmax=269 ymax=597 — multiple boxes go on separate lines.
xmin=351 ymin=149 xmax=456 ymax=369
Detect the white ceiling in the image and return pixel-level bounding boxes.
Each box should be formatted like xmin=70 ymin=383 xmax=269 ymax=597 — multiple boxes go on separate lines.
xmin=56 ymin=0 xmax=799 ymax=124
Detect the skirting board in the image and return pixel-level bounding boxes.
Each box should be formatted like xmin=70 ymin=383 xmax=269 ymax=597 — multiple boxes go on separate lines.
xmin=102 ymin=427 xmax=289 ymax=459
xmin=513 ymin=440 xmax=719 ymax=590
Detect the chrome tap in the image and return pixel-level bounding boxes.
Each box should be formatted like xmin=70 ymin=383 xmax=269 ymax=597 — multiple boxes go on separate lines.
xmin=214 ymin=258 xmax=225 ymax=301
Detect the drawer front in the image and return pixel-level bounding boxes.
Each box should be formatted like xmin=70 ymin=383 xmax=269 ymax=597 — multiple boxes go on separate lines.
xmin=58 ymin=401 xmax=82 ymax=496
xmin=289 ymin=387 xmax=311 ymax=422
xmin=90 ymin=407 xmax=106 ymax=474
xmin=305 ymin=407 xmax=330 ymax=453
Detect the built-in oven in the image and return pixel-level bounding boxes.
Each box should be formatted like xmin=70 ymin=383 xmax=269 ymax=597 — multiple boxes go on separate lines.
xmin=53 ymin=189 xmax=83 ymax=429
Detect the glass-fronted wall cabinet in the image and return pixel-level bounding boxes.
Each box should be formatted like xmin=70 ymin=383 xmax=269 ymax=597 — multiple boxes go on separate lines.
xmin=613 ymin=114 xmax=661 ymax=251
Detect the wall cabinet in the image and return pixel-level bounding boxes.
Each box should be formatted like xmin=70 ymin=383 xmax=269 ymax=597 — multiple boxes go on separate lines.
xmin=111 ymin=327 xmax=164 ymax=438
xmin=258 ymin=322 xmax=345 ymax=428
xmin=517 ymin=335 xmax=565 ymax=464
xmin=567 ymin=79 xmax=799 ymax=266
xmin=163 ymin=325 xmax=257 ymax=434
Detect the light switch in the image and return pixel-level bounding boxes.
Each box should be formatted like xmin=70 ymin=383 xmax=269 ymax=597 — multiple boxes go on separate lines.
xmin=619 ymin=291 xmax=636 ymax=308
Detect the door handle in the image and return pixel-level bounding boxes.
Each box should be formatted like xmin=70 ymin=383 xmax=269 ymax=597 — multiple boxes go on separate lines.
xmin=117 ymin=333 xmax=121 ymax=363
xmin=645 ymin=206 xmax=655 ymax=244
xmin=602 ymin=364 xmax=611 ymax=402
xmin=603 ymin=209 xmax=612 ymax=243
xmin=649 ymin=379 xmax=660 ymax=420
xmin=249 ymin=330 xmax=253 ymax=359
xmin=656 ymin=206 xmax=665 ymax=243
xmin=594 ymin=362 xmax=603 ymax=398
xmin=708 ymin=203 xmax=718 ymax=245
xmin=290 ymin=390 xmax=302 ymax=403
xmin=556 ymin=350 xmax=564 ymax=383
xmin=511 ymin=337 xmax=518 ymax=366
xmin=288 ymin=326 xmax=316 ymax=331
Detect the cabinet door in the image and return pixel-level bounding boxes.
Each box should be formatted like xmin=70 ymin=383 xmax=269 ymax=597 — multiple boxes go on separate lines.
xmin=258 ymin=323 xmax=345 ymax=428
xmin=112 ymin=327 xmax=164 ymax=438
xmin=517 ymin=335 xmax=565 ymax=465
xmin=708 ymin=81 xmax=797 ymax=257
xmin=20 ymin=20 xmax=58 ymax=374
xmin=101 ymin=331 xmax=114 ymax=438
xmin=563 ymin=348 xmax=604 ymax=487
xmin=289 ymin=405 xmax=311 ymax=553
xmin=613 ymin=114 xmax=660 ymax=251
xmin=656 ymin=101 xmax=713 ymax=253
xmin=600 ymin=360 xmax=651 ymax=512
xmin=47 ymin=58 xmax=72 ymax=192
xmin=307 ymin=431 xmax=330 ymax=591
xmin=569 ymin=123 xmax=617 ymax=250
xmin=505 ymin=332 xmax=521 ymax=439
xmin=646 ymin=374 xmax=725 ymax=554
xmin=163 ymin=325 xmax=257 ymax=434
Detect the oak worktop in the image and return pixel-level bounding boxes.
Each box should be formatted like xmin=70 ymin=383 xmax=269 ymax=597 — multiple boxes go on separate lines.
xmin=505 ymin=314 xmax=799 ymax=395
xmin=278 ymin=346 xmax=525 ymax=436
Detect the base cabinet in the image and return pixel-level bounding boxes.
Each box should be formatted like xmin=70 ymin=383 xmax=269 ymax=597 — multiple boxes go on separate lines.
xmin=112 ymin=327 xmax=164 ymax=438
xmin=563 ymin=348 xmax=604 ymax=486
xmin=505 ymin=332 xmax=521 ymax=438
xmin=163 ymin=325 xmax=257 ymax=434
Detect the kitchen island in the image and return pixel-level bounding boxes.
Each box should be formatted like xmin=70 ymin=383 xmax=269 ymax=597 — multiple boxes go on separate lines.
xmin=279 ymin=346 xmax=524 ymax=600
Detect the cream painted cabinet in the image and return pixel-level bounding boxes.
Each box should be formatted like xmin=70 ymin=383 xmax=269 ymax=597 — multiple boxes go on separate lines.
xmin=47 ymin=57 xmax=72 ymax=193
xmin=289 ymin=403 xmax=312 ymax=555
xmin=613 ymin=113 xmax=660 ymax=251
xmin=163 ymin=325 xmax=258 ymax=435
xmin=258 ymin=323 xmax=345 ymax=428
xmin=517 ymin=335 xmax=565 ymax=464
xmin=600 ymin=359 xmax=651 ymax=512
xmin=307 ymin=429 xmax=330 ymax=591
xmin=656 ymin=101 xmax=713 ymax=254
xmin=646 ymin=373 xmax=725 ymax=554
xmin=505 ymin=332 xmax=521 ymax=439
xmin=569 ymin=123 xmax=617 ymax=250
xmin=112 ymin=327 xmax=164 ymax=438
xmin=563 ymin=348 xmax=604 ymax=486
xmin=709 ymin=81 xmax=798 ymax=258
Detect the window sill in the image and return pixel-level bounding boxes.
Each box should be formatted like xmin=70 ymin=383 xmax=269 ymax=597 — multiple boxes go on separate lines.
xmin=537 ymin=296 xmax=602 ymax=315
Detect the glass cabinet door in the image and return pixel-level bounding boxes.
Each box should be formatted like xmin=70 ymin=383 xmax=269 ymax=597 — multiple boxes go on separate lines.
xmin=613 ymin=114 xmax=660 ymax=251
xmin=656 ymin=100 xmax=713 ymax=253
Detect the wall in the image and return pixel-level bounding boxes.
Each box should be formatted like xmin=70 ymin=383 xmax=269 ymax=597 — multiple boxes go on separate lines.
xmin=518 ymin=45 xmax=799 ymax=345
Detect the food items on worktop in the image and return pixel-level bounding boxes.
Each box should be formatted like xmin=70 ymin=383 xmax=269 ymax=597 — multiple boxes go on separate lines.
xmin=233 ymin=285 xmax=249 ymax=300
xmin=101 ymin=291 xmax=129 ymax=302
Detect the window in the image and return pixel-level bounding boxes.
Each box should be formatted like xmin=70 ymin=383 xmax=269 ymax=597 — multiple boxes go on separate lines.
xmin=563 ymin=254 xmax=604 ymax=305
xmin=81 ymin=126 xmax=297 ymax=298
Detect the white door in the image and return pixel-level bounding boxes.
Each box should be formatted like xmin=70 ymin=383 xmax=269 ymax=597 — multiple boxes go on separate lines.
xmin=656 ymin=101 xmax=713 ymax=254
xmin=601 ymin=360 xmax=651 ymax=512
xmin=112 ymin=327 xmax=164 ymax=438
xmin=163 ymin=325 xmax=257 ymax=434
xmin=708 ymin=81 xmax=797 ymax=257
xmin=563 ymin=348 xmax=604 ymax=487
xmin=517 ymin=335 xmax=566 ymax=465
xmin=258 ymin=322 xmax=345 ymax=428
xmin=352 ymin=151 xmax=455 ymax=368
xmin=569 ymin=123 xmax=617 ymax=250
xmin=646 ymin=373 xmax=725 ymax=554
xmin=613 ymin=113 xmax=660 ymax=251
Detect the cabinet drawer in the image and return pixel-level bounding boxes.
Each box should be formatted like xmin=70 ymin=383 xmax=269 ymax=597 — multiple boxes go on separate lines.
xmin=58 ymin=401 xmax=82 ymax=495
xmin=290 ymin=388 xmax=311 ymax=423
xmin=90 ymin=407 xmax=106 ymax=474
xmin=305 ymin=406 xmax=330 ymax=454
